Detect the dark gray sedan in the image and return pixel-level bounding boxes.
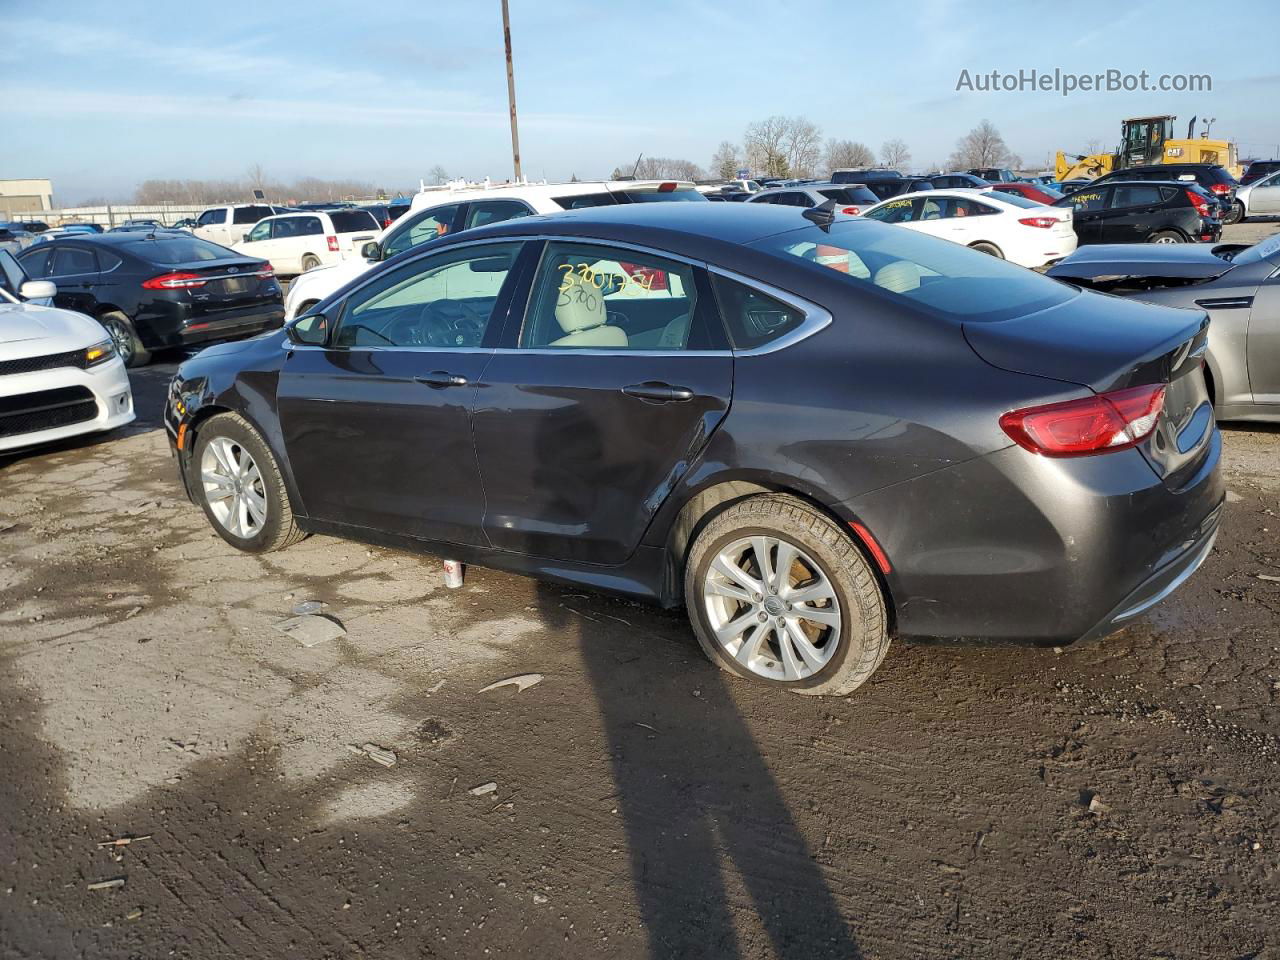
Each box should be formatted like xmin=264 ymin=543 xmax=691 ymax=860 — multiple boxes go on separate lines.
xmin=164 ymin=204 xmax=1222 ymax=696
xmin=1049 ymin=233 xmax=1280 ymax=423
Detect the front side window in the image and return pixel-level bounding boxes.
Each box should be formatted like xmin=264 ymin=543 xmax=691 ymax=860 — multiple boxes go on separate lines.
xmin=16 ymin=246 xmax=51 ymax=278
xmin=863 ymin=197 xmax=919 ymax=223
xmin=383 ymin=204 xmax=460 ymax=259
xmin=520 ymin=242 xmax=706 ymax=351
xmin=334 ymin=242 xmax=521 ymax=349
xmin=196 ymin=208 xmax=224 ymax=226
xmin=246 ymin=220 xmax=272 ymax=243
xmin=465 ymin=199 xmax=533 ymax=229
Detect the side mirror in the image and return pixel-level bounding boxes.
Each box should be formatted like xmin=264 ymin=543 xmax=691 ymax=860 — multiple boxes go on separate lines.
xmin=242 ymin=233 xmax=252 ymax=243
xmin=286 ymin=312 xmax=329 ymax=346
xmin=361 ymin=241 xmax=379 ymax=260
xmin=20 ymin=280 xmax=56 ymax=300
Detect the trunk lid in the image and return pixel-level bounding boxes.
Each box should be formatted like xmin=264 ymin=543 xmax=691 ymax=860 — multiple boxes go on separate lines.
xmin=171 ymin=256 xmax=278 ymax=318
xmin=965 ymin=289 xmax=1213 ymax=484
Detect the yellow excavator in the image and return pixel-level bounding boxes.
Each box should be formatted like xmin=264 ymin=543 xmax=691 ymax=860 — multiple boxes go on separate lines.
xmin=1055 ymin=116 xmax=1241 ymax=182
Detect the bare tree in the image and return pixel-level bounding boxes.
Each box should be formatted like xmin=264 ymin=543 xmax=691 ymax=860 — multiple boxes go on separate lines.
xmin=625 ymin=157 xmax=705 ymax=180
xmin=428 ymin=165 xmax=450 ymax=185
xmin=880 ymin=138 xmax=911 ymax=171
xmin=781 ymin=117 xmax=823 ymax=178
xmin=947 ymin=119 xmax=1015 ymax=169
xmin=246 ymin=163 xmax=268 ymax=191
xmin=744 ymin=116 xmax=791 ymax=178
xmin=824 ymin=139 xmax=875 ymax=175
xmin=710 ymin=140 xmax=741 ymax=180
xmin=1084 ymin=139 xmax=1103 ymax=154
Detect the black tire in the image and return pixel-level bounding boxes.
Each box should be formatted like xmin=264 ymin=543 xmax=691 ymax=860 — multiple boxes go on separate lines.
xmin=684 ymin=494 xmax=890 ymax=697
xmin=1222 ymin=202 xmax=1244 ymax=226
xmin=189 ymin=412 xmax=306 ymax=553
xmin=300 ymin=255 xmax=321 ymax=272
xmin=1148 ymin=230 xmax=1185 ymax=244
xmin=969 ymin=241 xmax=1004 ymax=258
xmin=99 ymin=311 xmax=151 ymax=368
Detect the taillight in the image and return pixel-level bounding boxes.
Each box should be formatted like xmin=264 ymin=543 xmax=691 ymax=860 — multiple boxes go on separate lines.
xmin=1208 ymin=183 xmax=1230 ymax=195
xmin=142 ymin=271 xmax=208 ymax=290
xmin=383 ymin=217 xmax=392 ymax=228
xmin=326 ymin=235 xmax=339 ymax=252
xmin=1000 ymin=384 xmax=1166 ymax=457
xmin=841 ymin=206 xmax=861 ymax=215
xmin=1185 ymin=189 xmax=1210 ymax=217
xmin=657 ymin=182 xmax=677 ymax=192
xmin=1018 ymin=216 xmax=1058 ymax=228
xmin=257 ymin=262 xmax=275 ymax=279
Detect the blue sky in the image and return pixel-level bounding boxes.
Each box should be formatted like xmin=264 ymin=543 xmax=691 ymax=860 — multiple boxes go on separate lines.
xmin=3 ymin=0 xmax=1278 ymax=202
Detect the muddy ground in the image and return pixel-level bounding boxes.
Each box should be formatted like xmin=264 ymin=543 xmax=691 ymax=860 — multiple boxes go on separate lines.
xmin=2 ymin=226 xmax=1279 ymax=959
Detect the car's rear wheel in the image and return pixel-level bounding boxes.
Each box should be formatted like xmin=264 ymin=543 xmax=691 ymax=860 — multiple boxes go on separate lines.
xmin=684 ymin=494 xmax=889 ymax=696
xmin=1222 ymin=201 xmax=1244 ymax=225
xmin=969 ymin=241 xmax=1003 ymax=258
xmin=300 ymin=255 xmax=321 ymax=272
xmin=190 ymin=413 xmax=306 ymax=553
xmin=1149 ymin=230 xmax=1184 ymax=244
xmin=99 ymin=311 xmax=151 ymax=368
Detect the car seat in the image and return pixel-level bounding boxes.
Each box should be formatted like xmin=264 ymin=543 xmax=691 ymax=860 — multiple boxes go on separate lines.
xmin=550 ymin=284 xmax=628 ymax=347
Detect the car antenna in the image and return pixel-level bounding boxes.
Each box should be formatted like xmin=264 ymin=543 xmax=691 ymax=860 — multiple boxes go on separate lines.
xmin=802 ymin=198 xmax=838 ymax=231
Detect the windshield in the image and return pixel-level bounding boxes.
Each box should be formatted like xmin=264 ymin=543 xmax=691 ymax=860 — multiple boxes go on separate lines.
xmin=753 ymin=220 xmax=1075 ymax=323
xmin=1229 ymin=232 xmax=1280 ymax=268
xmin=124 ymin=237 xmax=236 ymax=264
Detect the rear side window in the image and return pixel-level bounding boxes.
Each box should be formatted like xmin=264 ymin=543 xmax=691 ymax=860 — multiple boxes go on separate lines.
xmin=329 ymin=210 xmax=380 ymax=233
xmin=126 ymin=237 xmax=232 ymax=264
xmin=232 ymin=205 xmax=272 ymax=224
xmin=98 ymin=250 xmax=123 ymax=271
xmin=1064 ymin=188 xmax=1108 ymax=211
xmin=51 ymin=247 xmax=97 ymax=275
xmin=711 ymin=275 xmax=805 ymax=350
xmin=465 ymin=199 xmax=533 ymax=229
xmin=1110 ymin=184 xmax=1164 ymax=208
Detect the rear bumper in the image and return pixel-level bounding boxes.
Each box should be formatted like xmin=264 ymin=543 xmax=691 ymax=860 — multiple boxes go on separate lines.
xmin=842 ymin=427 xmax=1223 ymax=643
xmin=141 ymin=303 xmax=286 ymax=349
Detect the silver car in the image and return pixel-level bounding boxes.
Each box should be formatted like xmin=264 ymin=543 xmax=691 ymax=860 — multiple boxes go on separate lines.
xmin=1048 ymin=233 xmax=1280 ymax=423
xmin=746 ymin=182 xmax=880 ymax=216
xmin=1230 ymin=170 xmax=1280 ymax=224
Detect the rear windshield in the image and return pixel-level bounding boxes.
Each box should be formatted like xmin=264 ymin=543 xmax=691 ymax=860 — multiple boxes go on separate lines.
xmin=753 ymin=220 xmax=1074 ymax=323
xmin=124 ymin=237 xmax=234 ymax=264
xmin=818 ymin=187 xmax=879 ymax=205
xmin=831 ymin=170 xmax=900 ymax=184
xmin=983 ymin=190 xmax=1041 ymax=209
xmin=1229 ymin=233 xmax=1280 ymax=268
xmin=329 ymin=210 xmax=380 ymax=233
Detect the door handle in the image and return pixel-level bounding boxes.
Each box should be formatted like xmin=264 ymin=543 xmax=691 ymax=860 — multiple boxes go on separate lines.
xmin=622 ymin=382 xmax=695 ymax=403
xmin=415 ymin=371 xmax=468 ymax=388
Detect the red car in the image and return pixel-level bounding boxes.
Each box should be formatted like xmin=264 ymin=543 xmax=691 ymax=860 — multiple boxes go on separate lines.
xmin=990 ymin=182 xmax=1065 ymax=205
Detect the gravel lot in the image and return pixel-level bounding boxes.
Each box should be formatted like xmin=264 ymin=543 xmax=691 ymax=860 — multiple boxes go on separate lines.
xmin=2 ymin=223 xmax=1278 ymax=959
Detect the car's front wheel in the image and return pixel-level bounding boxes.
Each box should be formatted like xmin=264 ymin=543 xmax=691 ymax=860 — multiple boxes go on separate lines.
xmin=684 ymin=495 xmax=890 ymax=696
xmin=190 ymin=412 xmax=306 ymax=553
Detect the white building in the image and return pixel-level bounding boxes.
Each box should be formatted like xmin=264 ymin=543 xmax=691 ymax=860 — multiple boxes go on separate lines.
xmin=0 ymin=179 xmax=54 ymax=219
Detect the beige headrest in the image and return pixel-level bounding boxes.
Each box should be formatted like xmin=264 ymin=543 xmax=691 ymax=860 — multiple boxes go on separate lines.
xmin=873 ymin=261 xmax=921 ymax=294
xmin=556 ymin=283 xmax=606 ymax=334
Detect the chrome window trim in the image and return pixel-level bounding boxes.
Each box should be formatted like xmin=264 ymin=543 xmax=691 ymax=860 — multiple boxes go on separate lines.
xmin=291 ymin=232 xmax=831 ymax=358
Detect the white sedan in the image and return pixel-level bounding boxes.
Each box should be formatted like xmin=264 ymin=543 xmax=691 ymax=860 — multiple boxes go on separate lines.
xmin=860 ymin=189 xmax=1076 ymax=268
xmin=0 ymin=251 xmax=135 ymax=453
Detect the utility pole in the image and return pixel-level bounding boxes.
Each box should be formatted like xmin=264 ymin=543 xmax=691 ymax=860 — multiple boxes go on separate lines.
xmin=501 ymin=0 xmax=522 ymax=182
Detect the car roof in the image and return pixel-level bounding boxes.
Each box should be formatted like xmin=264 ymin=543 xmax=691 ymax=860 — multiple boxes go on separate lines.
xmin=409 ymin=180 xmax=696 ymax=210
xmin=34 ymin=231 xmax=189 ymax=246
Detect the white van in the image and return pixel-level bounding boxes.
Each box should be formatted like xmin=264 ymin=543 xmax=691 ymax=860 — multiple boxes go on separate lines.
xmin=232 ymin=210 xmax=381 ymax=276
xmin=191 ymin=204 xmax=289 ymax=247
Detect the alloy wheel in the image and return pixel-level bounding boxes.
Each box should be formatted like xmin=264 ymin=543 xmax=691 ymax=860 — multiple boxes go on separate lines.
xmin=103 ymin=319 xmax=133 ymax=365
xmin=703 ymin=535 xmax=842 ymax=682
xmin=200 ymin=436 xmax=268 ymax=538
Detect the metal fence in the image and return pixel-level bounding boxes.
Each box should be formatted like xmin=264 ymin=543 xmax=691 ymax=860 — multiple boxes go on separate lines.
xmin=8 ymin=204 xmax=209 ymax=228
